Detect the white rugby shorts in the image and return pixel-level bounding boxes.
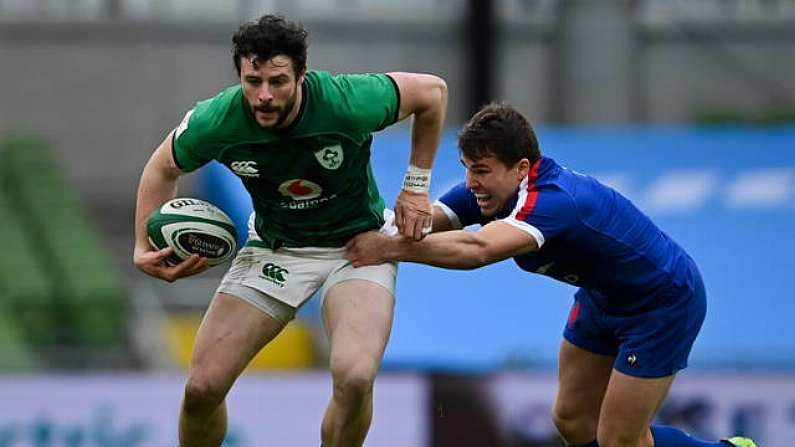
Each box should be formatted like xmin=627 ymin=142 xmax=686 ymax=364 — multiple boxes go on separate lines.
xmin=216 ymin=210 xmax=398 ymax=324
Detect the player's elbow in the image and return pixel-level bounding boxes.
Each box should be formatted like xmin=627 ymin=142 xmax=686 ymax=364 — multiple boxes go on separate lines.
xmin=427 ymin=75 xmax=448 ymax=109
xmin=143 ymin=160 xmax=182 ymax=185
xmin=432 ymin=75 xmax=448 ymax=97
xmin=414 ymin=74 xmax=448 ymax=113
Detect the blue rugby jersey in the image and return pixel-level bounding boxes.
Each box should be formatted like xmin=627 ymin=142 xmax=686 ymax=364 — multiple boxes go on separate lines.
xmin=436 ymin=157 xmax=700 ymax=314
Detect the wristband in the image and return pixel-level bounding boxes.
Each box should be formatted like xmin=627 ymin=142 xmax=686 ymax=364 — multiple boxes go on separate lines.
xmin=402 ymin=165 xmax=432 ymax=193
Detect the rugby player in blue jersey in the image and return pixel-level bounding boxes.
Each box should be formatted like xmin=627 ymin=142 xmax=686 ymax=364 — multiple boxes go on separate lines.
xmin=346 ymin=103 xmax=757 ymax=447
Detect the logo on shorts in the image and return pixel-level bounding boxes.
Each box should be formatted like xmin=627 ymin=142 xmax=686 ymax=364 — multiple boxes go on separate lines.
xmin=314 ymin=144 xmax=343 ymax=170
xmin=563 ymin=274 xmax=580 ymax=284
xmin=535 ymin=262 xmax=555 ymax=275
xmin=627 ymin=353 xmax=639 ymax=368
xmin=260 ymin=262 xmax=289 ymax=287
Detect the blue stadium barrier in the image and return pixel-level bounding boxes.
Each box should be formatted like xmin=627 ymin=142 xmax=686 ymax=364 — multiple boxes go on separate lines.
xmin=200 ymin=125 xmax=795 ymax=371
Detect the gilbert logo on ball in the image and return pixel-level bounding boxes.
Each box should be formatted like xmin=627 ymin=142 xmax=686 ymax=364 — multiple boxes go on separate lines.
xmin=147 ymin=198 xmax=237 ymax=267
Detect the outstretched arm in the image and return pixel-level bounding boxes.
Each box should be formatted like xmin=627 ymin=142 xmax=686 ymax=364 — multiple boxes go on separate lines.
xmin=388 ymin=72 xmax=448 ymax=241
xmin=346 ymin=220 xmax=538 ymax=270
xmin=133 ymin=132 xmax=207 ymax=282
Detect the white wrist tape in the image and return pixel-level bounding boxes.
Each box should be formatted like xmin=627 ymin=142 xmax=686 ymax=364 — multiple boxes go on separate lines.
xmin=402 ymin=165 xmax=432 ymax=193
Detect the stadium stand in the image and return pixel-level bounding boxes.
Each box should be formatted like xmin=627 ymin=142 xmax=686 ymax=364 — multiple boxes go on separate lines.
xmin=1 ymin=136 xmax=129 ymax=367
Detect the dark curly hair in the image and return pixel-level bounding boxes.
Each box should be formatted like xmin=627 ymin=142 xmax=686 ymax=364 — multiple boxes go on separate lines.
xmin=232 ymin=14 xmax=308 ymax=77
xmin=458 ymin=103 xmax=541 ymax=167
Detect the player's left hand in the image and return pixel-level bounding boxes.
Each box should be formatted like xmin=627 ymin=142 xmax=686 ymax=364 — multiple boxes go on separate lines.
xmin=345 ymin=231 xmax=391 ymax=267
xmin=394 ymin=190 xmax=432 ymax=241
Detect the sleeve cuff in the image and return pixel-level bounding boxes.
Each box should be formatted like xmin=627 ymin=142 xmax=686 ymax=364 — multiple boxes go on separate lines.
xmin=384 ymin=73 xmax=401 ymax=126
xmin=433 ymin=200 xmax=463 ymax=229
xmin=170 ymin=130 xmax=186 ymax=171
xmin=500 ymin=217 xmax=545 ymax=248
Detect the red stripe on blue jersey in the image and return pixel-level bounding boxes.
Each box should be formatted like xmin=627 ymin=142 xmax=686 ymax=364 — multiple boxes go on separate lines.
xmin=515 ymin=159 xmax=543 ymax=221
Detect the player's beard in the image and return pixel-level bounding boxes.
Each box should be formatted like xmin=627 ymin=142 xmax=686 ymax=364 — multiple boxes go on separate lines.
xmin=254 ymin=84 xmax=299 ymax=129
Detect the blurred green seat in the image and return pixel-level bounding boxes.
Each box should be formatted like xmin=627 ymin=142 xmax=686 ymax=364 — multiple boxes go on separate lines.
xmin=0 ymin=312 xmax=35 ymax=370
xmin=0 ymin=193 xmax=56 ymax=348
xmin=1 ymin=136 xmax=127 ymax=359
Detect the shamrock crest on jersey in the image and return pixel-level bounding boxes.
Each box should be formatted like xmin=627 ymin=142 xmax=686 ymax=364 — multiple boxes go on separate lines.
xmin=314 ymin=144 xmax=344 ymax=170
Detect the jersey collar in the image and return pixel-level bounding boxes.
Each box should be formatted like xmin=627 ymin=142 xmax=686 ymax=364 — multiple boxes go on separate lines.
xmin=494 ymin=157 xmax=547 ymax=219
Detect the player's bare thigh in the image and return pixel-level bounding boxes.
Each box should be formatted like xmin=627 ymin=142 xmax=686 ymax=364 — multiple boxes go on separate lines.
xmin=553 ymin=339 xmax=614 ymax=444
xmin=597 ymin=369 xmax=675 ymax=447
xmin=323 ymin=280 xmax=395 ymax=370
xmin=187 ymin=292 xmax=286 ymax=394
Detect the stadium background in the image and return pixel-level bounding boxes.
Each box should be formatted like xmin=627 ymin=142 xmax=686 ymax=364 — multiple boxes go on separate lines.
xmin=1 ymin=1 xmax=794 ymax=446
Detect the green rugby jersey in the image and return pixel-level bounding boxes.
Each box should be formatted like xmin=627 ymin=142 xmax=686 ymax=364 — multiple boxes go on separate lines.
xmin=172 ymin=70 xmax=400 ymax=248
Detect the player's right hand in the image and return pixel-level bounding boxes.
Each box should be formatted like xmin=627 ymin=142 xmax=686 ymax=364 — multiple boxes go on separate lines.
xmin=394 ymin=189 xmax=433 ymax=241
xmin=345 ymin=231 xmax=391 ymax=267
xmin=133 ymin=246 xmax=208 ymax=282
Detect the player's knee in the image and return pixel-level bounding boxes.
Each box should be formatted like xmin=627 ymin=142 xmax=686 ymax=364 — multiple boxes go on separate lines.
xmin=183 ymin=375 xmax=226 ymax=413
xmin=552 ymin=406 xmax=596 ymax=443
xmin=330 ymin=359 xmax=377 ymax=404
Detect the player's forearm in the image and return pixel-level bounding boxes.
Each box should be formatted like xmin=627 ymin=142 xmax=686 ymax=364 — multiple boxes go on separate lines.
xmin=387 ymin=230 xmax=491 ymax=270
xmin=408 ymin=76 xmax=447 ymax=169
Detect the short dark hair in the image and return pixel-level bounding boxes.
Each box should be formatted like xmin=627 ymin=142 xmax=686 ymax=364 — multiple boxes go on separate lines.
xmin=458 ymin=103 xmax=541 ymax=167
xmin=232 ymin=14 xmax=308 ymax=77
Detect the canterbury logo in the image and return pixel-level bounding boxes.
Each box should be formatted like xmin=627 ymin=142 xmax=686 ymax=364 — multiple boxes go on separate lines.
xmin=230 ymin=161 xmax=259 ymax=178
xmin=261 ymin=262 xmax=289 ymax=284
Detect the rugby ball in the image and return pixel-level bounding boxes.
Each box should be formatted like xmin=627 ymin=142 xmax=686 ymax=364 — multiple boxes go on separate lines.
xmin=147 ymin=198 xmax=237 ymax=267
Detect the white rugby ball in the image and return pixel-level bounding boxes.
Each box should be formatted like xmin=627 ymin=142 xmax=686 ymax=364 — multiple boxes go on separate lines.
xmin=147 ymin=198 xmax=237 ymax=267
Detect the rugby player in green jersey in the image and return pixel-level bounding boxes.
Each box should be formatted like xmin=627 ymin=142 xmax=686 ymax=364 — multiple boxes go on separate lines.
xmin=133 ymin=14 xmax=447 ymax=447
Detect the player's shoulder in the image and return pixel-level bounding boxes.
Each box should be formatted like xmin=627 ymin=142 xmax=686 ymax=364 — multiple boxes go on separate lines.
xmin=302 ymin=70 xmax=396 ymax=132
xmin=304 ymin=69 xmax=332 ymax=86
xmin=303 ymin=69 xmax=339 ymax=91
xmin=190 ymin=84 xmax=243 ymax=127
xmin=537 ymin=157 xmax=639 ymax=224
xmin=302 ymin=70 xmax=335 ymax=106
xmin=305 ymin=69 xmax=388 ymax=86
xmin=305 ymin=70 xmax=395 ymax=102
xmin=536 ymin=157 xmax=594 ymax=198
xmin=518 ymin=158 xmax=579 ymax=216
xmin=531 ymin=158 xmax=572 ymax=196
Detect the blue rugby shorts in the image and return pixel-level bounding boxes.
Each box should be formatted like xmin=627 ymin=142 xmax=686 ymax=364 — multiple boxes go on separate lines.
xmin=562 ymin=273 xmax=707 ymax=378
